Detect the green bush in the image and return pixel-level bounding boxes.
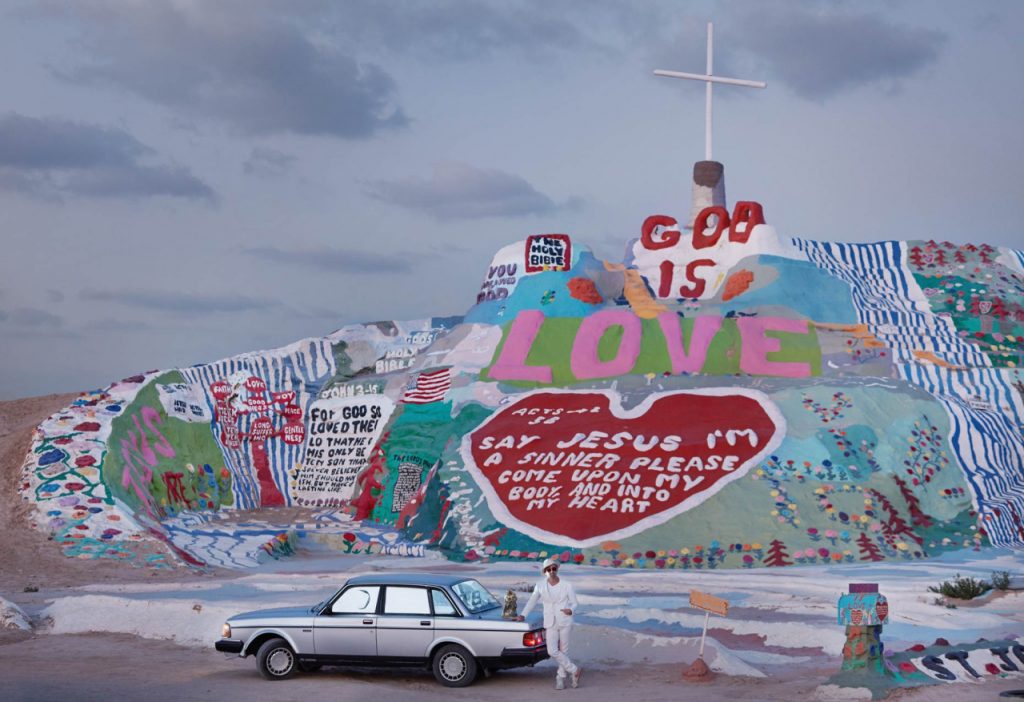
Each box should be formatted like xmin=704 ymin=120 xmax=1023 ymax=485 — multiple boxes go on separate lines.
xmin=991 ymin=571 xmax=1011 ymax=591
xmin=928 ymin=573 xmax=992 ymax=600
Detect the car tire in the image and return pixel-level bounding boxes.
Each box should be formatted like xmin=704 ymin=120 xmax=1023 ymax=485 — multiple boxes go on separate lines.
xmin=256 ymin=637 xmax=297 ymax=680
xmin=432 ymin=644 xmax=478 ymax=688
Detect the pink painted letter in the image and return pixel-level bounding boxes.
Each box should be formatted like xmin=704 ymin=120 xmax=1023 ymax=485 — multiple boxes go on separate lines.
xmin=571 ymin=309 xmax=643 ymax=379
xmin=657 ymin=313 xmax=723 ymax=374
xmin=737 ymin=317 xmax=813 ymax=378
xmin=489 ymin=310 xmax=553 ymax=383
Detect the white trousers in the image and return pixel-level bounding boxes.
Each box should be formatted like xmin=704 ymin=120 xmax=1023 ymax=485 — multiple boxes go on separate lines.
xmin=546 ymin=623 xmax=578 ymax=679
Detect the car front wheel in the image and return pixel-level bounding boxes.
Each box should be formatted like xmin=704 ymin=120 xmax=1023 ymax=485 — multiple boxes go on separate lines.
xmin=432 ymin=644 xmax=478 ymax=687
xmin=256 ymin=637 xmax=297 ymax=680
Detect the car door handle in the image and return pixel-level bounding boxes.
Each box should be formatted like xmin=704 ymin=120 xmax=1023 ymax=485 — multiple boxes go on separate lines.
xmin=362 ymin=619 xmax=374 ymax=625
xmin=420 ymin=621 xmax=431 ymax=626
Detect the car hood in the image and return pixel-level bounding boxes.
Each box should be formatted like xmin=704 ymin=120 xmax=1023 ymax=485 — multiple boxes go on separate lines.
xmin=230 ymin=605 xmax=318 ymax=622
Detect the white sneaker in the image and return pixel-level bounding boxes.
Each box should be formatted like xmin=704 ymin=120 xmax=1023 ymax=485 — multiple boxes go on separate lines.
xmin=555 ymin=677 xmax=565 ymax=690
xmin=571 ymin=667 xmax=582 ymax=688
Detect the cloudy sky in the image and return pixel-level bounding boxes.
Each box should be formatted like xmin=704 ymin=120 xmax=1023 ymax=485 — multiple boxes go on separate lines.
xmin=1 ymin=0 xmax=1022 ymax=400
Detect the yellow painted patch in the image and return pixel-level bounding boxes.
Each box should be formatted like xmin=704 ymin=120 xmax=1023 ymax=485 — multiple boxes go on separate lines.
xmin=604 ymin=262 xmax=665 ymax=319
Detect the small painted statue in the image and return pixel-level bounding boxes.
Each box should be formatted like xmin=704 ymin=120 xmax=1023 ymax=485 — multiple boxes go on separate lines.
xmin=502 ymin=589 xmax=518 ymax=619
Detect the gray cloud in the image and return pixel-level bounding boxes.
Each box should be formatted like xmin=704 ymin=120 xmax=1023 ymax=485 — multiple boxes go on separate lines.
xmin=81 ymin=288 xmax=274 ymax=315
xmin=45 ymin=289 xmax=65 ymax=303
xmin=0 ymin=111 xmax=150 ymax=168
xmin=3 ymin=307 xmax=64 ymax=327
xmin=736 ymin=7 xmax=946 ymax=100
xmin=364 ymin=161 xmax=578 ymax=220
xmin=0 ymin=113 xmax=214 ymax=200
xmin=243 ymin=245 xmax=417 ymax=274
xmin=40 ymin=2 xmax=407 ymax=138
xmin=243 ymin=147 xmax=296 ymax=178
xmin=326 ymin=1 xmax=606 ymax=62
xmin=90 ymin=318 xmax=152 ymax=331
xmin=63 ymin=163 xmax=214 ymax=200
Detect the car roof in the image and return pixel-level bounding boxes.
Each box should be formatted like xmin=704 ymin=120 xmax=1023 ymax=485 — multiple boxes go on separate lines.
xmin=344 ymin=572 xmax=475 ymax=588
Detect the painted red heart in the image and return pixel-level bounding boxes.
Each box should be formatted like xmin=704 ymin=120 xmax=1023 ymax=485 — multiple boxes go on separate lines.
xmin=851 ymin=609 xmax=864 ymax=626
xmin=875 ymin=601 xmax=888 ymax=622
xmin=462 ymin=389 xmax=784 ymax=546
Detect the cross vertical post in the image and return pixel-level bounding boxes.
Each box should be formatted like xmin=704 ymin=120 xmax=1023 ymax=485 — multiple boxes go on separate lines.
xmin=705 ymin=22 xmax=713 ymax=160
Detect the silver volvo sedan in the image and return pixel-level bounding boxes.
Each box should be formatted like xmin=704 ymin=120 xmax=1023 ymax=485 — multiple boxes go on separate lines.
xmin=215 ymin=572 xmax=548 ymax=687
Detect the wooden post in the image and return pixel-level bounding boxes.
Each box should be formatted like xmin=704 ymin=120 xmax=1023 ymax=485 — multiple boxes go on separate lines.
xmin=698 ymin=610 xmax=711 ymax=658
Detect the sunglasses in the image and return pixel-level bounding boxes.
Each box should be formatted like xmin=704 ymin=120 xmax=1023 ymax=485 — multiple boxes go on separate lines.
xmin=544 ymin=566 xmax=559 ymax=573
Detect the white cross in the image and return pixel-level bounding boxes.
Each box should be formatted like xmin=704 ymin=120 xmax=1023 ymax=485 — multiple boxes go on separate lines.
xmin=654 ymin=22 xmax=766 ymax=161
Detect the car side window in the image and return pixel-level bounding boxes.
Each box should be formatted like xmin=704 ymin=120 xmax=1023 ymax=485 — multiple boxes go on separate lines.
xmin=383 ymin=586 xmax=431 ymax=615
xmin=431 ymin=588 xmax=458 ymax=617
xmin=330 ymin=585 xmax=380 ymax=615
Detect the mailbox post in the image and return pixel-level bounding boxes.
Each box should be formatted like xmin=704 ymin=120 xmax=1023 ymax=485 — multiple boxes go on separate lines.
xmin=684 ymin=589 xmax=729 ymax=682
xmin=837 ymin=583 xmax=889 ymax=673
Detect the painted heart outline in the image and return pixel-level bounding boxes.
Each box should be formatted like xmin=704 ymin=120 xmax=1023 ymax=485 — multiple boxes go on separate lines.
xmin=460 ymin=388 xmax=786 ymax=547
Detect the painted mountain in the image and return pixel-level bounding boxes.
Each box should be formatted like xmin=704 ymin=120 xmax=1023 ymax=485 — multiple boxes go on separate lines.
xmin=20 ymin=197 xmax=1024 ymax=570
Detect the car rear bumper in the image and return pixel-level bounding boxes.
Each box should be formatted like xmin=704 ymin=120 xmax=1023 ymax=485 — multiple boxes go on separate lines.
xmin=215 ymin=639 xmax=244 ymax=654
xmin=479 ymin=645 xmax=549 ymax=670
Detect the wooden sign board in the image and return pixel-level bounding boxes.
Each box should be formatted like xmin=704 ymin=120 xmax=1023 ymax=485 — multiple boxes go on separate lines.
xmin=690 ymin=589 xmax=728 ymax=617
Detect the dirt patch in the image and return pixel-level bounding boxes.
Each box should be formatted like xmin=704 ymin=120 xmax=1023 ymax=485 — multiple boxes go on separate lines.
xmin=0 ymin=394 xmax=204 ymax=593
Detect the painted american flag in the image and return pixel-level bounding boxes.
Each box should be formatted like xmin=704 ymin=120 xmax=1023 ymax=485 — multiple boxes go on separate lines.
xmin=402 ymin=368 xmax=451 ymax=404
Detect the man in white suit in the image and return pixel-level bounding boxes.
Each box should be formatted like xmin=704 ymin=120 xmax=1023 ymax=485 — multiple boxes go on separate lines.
xmin=518 ymin=556 xmax=582 ymax=689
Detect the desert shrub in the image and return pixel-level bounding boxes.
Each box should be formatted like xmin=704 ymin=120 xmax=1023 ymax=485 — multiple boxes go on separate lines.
xmin=928 ymin=573 xmax=992 ymax=600
xmin=991 ymin=571 xmax=1011 ymax=591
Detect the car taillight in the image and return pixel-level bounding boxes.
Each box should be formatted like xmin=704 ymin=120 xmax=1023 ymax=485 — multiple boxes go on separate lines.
xmin=523 ymin=630 xmax=544 ymax=647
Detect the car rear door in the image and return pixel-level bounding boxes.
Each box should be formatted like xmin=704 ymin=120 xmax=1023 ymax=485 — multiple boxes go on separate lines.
xmin=376 ymin=586 xmax=434 ymax=659
xmin=313 ymin=584 xmax=380 ymax=658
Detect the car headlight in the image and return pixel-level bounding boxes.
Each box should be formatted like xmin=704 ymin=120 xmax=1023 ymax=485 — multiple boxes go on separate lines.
xmin=221 ymin=623 xmax=232 ymax=639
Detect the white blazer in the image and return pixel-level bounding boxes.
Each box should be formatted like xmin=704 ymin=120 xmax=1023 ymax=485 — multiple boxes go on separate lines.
xmin=521 ymin=578 xmax=579 ymax=629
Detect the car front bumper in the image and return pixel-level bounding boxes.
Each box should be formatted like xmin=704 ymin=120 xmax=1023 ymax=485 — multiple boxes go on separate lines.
xmin=215 ymin=639 xmax=244 ymax=654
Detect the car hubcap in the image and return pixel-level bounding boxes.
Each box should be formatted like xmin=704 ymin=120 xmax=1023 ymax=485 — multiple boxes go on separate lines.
xmin=268 ymin=648 xmax=293 ymax=675
xmin=440 ymin=652 xmax=466 ymax=681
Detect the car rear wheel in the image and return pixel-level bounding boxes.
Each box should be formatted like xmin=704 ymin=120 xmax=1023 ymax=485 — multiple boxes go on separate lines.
xmin=432 ymin=644 xmax=478 ymax=687
xmin=256 ymin=637 xmax=297 ymax=680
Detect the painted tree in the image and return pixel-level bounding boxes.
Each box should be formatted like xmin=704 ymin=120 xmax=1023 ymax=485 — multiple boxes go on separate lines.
xmin=893 ymin=475 xmax=933 ymax=528
xmin=857 ymin=532 xmax=885 ymax=562
xmin=763 ymin=539 xmax=792 ymax=567
xmin=869 ymin=488 xmax=923 ymax=545
xmin=990 ymin=297 xmax=1010 ymax=319
xmin=908 ymin=245 xmax=926 ymax=268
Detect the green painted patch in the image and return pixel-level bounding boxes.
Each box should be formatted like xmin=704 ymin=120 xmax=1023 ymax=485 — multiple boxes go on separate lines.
xmin=104 ymin=371 xmax=232 ymax=520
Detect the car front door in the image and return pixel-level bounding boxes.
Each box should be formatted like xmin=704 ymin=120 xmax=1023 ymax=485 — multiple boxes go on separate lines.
xmin=376 ymin=586 xmax=434 ymax=659
xmin=313 ymin=584 xmax=380 ymax=658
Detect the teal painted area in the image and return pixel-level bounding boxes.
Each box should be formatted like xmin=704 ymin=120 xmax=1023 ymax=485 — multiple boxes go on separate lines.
xmin=466 ymin=251 xmax=608 ymax=324
xmin=722 ymin=255 xmax=858 ymax=322
xmin=815 ymin=424 xmax=882 ymax=482
xmin=434 ymin=381 xmax=982 ymax=569
xmin=371 ymin=401 xmax=455 ymax=525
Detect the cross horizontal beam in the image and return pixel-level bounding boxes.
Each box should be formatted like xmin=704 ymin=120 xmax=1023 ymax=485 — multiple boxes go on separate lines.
xmin=653 ymin=69 xmax=766 ymax=89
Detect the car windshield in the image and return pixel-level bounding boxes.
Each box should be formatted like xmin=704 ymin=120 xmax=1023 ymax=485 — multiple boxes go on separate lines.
xmin=451 ymin=579 xmax=500 ymax=614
